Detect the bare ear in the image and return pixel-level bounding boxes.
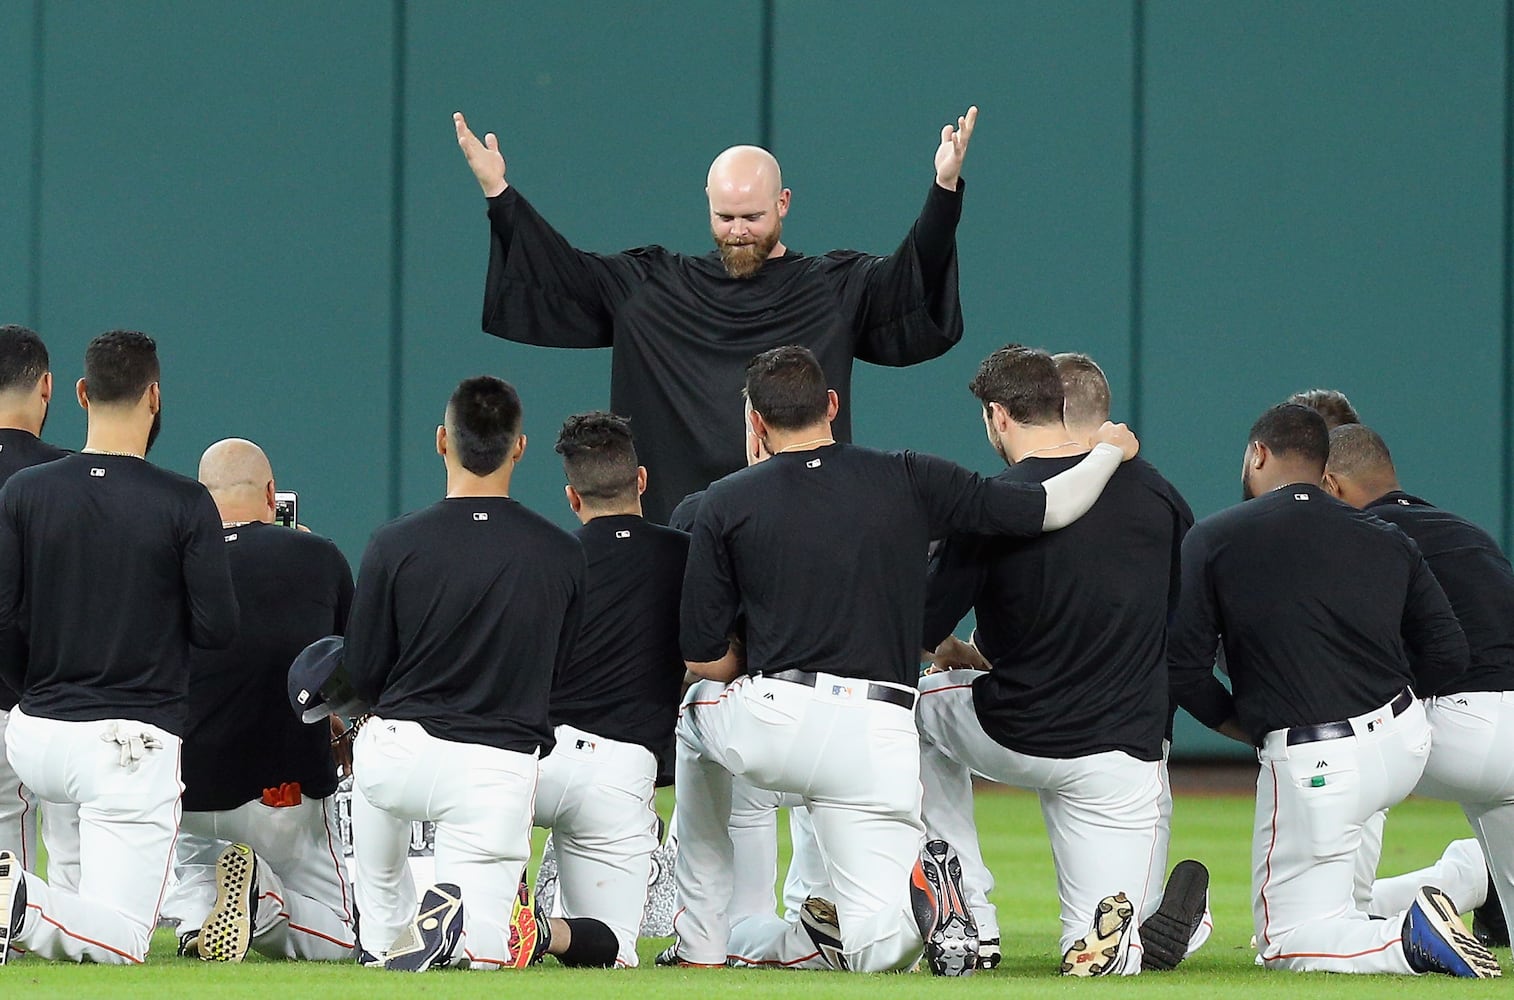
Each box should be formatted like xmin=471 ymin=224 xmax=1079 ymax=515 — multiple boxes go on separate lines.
xmin=266 ymin=479 xmax=277 ymax=511
xmin=777 ymin=187 xmax=792 ymax=217
xmin=38 ymin=372 xmax=52 ymax=404
xmin=435 ymin=424 xmax=446 ymax=457
xmin=76 ymin=378 xmax=89 ymax=410
xmin=825 ymin=389 xmax=839 ymax=422
xmin=148 ymin=382 xmax=161 ymax=412
xmin=1321 ymin=471 xmax=1343 ymax=499
xmin=1250 ymin=441 xmax=1269 ymax=469
xmin=514 ymin=433 xmax=527 ymax=462
xmin=636 ymin=465 xmax=648 ymax=496
xmin=564 ymin=484 xmax=582 ymax=513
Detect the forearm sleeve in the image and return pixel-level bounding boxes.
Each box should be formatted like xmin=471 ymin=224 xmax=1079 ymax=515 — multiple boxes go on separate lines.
xmin=1039 ymin=443 xmax=1122 ymax=530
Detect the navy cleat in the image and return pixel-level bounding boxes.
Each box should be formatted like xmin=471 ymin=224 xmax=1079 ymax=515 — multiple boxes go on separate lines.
xmin=384 ymin=883 xmax=464 ymax=972
xmin=1474 ymin=871 xmax=1509 ymax=949
xmin=910 ymin=839 xmax=979 ymax=976
xmin=1402 ymin=886 xmax=1501 ymax=978
xmin=1140 ymin=860 xmax=1209 ymax=971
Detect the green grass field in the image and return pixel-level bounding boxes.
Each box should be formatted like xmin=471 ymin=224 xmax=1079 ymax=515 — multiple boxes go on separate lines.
xmin=2 ymin=783 xmax=1505 ymax=997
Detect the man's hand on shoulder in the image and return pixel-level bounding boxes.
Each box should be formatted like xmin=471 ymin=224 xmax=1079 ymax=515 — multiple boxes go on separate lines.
xmin=1091 ymin=421 xmax=1139 ymax=462
xmin=454 ymin=111 xmax=508 ymax=198
xmin=934 ymin=105 xmax=978 ymax=191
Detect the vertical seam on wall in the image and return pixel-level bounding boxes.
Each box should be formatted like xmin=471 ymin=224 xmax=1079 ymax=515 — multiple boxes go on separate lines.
xmin=1503 ymin=0 xmax=1513 ymax=549
xmin=1128 ymin=0 xmax=1145 ymax=431
xmin=26 ymin=0 xmax=45 ymax=327
xmin=388 ymin=0 xmax=407 ymax=519
xmin=759 ymin=0 xmax=774 ymax=149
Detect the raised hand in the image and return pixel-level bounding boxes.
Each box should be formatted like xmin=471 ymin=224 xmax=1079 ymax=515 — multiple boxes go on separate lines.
xmin=934 ymin=105 xmax=978 ymax=191
xmin=1091 ymin=421 xmax=1140 ymax=462
xmin=454 ymin=111 xmax=508 ymax=197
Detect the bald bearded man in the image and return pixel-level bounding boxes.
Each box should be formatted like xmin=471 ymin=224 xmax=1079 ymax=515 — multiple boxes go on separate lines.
xmin=454 ymin=108 xmax=977 ymax=521
xmin=166 ymin=438 xmax=356 ymax=963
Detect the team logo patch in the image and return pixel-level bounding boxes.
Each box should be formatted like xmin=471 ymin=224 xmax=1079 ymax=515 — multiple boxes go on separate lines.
xmin=1293 ymin=493 xmax=1309 ymax=501
xmin=574 ymin=738 xmax=597 ymax=753
xmin=615 ymin=530 xmax=631 ymax=539
xmin=807 ymin=458 xmax=822 ymax=469
xmin=831 ymin=684 xmax=854 ymax=698
xmin=90 ymin=467 xmax=105 ymax=478
xmin=473 ymin=512 xmax=489 ymax=521
xmin=1366 ymin=715 xmax=1384 ymax=732
xmin=225 ymin=532 xmax=238 ymax=542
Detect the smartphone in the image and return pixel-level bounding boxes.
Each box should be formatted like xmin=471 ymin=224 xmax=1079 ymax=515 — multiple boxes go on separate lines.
xmin=274 ymin=491 xmax=298 ymax=528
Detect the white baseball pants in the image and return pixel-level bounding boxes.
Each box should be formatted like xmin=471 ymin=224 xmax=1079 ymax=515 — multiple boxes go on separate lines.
xmin=916 ymin=669 xmax=1163 ymax=974
xmin=1151 ymin=742 xmax=1213 ymax=956
xmin=352 ymin=718 xmax=536 ymax=968
xmin=534 ymin=723 xmax=660 ymax=967
xmin=1358 ymin=691 xmax=1513 ymax=927
xmin=165 ymin=796 xmax=354 ymax=959
xmin=0 ymin=710 xmax=37 ymax=870
xmin=728 ymin=779 xmax=826 ymax=924
xmin=674 ymin=675 xmax=926 ymax=972
xmin=1365 ymin=836 xmax=1486 ymax=916
xmin=1253 ymin=692 xmax=1429 ymax=973
xmin=4 ymin=708 xmax=180 ymax=963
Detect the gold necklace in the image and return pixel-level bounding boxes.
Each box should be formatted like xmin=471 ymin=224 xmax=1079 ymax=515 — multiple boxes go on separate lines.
xmin=1018 ymin=440 xmax=1080 ymax=460
xmin=774 ymin=437 xmax=836 ymax=454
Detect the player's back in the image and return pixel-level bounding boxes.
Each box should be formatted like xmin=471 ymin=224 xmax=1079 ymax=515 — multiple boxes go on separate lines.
xmin=1368 ymin=492 xmax=1514 ymax=694
xmin=1180 ymin=483 xmax=1448 ymax=739
xmin=684 ymin=443 xmax=1043 ymax=687
xmin=348 ymin=496 xmax=585 ymax=754
xmin=929 ymin=457 xmax=1190 ymax=761
xmin=0 ymin=453 xmax=237 ymax=734
xmin=183 ymin=522 xmax=353 ymax=812
xmin=552 ymin=515 xmax=687 ymax=752
xmin=0 ymin=429 xmax=67 ymax=712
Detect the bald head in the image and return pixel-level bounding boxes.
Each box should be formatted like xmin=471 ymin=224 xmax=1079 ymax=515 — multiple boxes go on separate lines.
xmin=707 ymin=145 xmax=783 ymax=198
xmin=1052 ymin=352 xmax=1111 ymax=438
xmin=199 ymin=437 xmax=275 ymax=522
xmin=1323 ymin=423 xmax=1398 ymax=509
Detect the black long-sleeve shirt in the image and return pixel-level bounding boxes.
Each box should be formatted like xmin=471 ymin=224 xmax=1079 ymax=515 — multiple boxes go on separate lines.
xmin=681 ymin=444 xmax=1046 ymax=688
xmin=1168 ymin=483 xmax=1467 ymax=744
xmin=1367 ymin=491 xmax=1514 ymax=695
xmin=183 ymin=522 xmax=354 ymax=812
xmin=924 ymin=457 xmax=1192 ymax=761
xmin=0 ymin=429 xmax=68 ymax=711
xmin=551 ymin=515 xmax=688 ymax=753
xmin=345 ymin=496 xmax=585 ymax=755
xmin=481 ymin=182 xmax=966 ymax=521
xmin=0 ymin=454 xmax=239 ymax=735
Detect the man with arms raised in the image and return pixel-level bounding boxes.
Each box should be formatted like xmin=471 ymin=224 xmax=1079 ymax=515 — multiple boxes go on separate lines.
xmin=670 ymin=345 xmax=1137 ymax=975
xmin=455 ymin=107 xmax=976 ymax=520
xmin=0 ymin=330 xmax=239 ymax=964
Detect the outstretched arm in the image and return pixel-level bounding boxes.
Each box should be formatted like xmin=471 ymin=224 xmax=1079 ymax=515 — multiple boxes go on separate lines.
xmin=840 ymin=107 xmax=977 ymax=367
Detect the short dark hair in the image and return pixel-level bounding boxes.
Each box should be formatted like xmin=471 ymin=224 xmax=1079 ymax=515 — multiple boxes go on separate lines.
xmin=1326 ymin=423 xmax=1395 ymax=481
xmin=967 ymin=345 xmax=1064 ymax=426
xmin=555 ymin=411 xmax=639 ymax=503
xmin=1248 ymin=403 xmax=1329 ymax=471
xmin=446 ymin=376 xmax=523 ymax=476
xmin=1285 ymin=388 xmax=1359 ymax=430
xmin=744 ymin=346 xmax=828 ymax=431
xmin=84 ymin=330 xmax=159 ymax=405
xmin=0 ymin=325 xmax=49 ymax=395
xmin=1052 ymin=351 xmax=1110 ymax=427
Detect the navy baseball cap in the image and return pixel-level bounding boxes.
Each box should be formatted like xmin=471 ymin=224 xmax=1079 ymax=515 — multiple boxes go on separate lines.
xmin=287 ymin=636 xmax=369 ymax=724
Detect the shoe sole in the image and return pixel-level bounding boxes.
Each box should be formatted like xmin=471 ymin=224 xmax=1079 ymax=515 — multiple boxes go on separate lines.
xmin=800 ymin=897 xmax=848 ymax=970
xmin=917 ymin=840 xmax=979 ymax=977
xmin=1062 ymin=892 xmax=1135 ymax=976
xmin=507 ymin=896 xmax=540 ymax=969
xmin=0 ymin=853 xmax=18 ymax=966
xmin=385 ymin=885 xmax=463 ymax=972
xmin=1417 ymin=887 xmax=1502 ymax=979
xmin=1141 ymin=860 xmax=1209 ymax=971
xmin=199 ymin=845 xmax=255 ymax=963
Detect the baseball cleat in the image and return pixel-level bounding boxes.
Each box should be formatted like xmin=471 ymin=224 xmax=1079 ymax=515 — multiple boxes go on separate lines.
xmin=654 ymin=944 xmax=726 ymax=968
xmin=1402 ymin=886 xmax=1501 ymax=978
xmin=975 ymin=937 xmax=1001 ymax=971
xmin=1062 ymin=892 xmax=1134 ymax=976
xmin=384 ymin=883 xmax=464 ymax=972
xmin=1474 ymin=872 xmax=1509 ymax=949
xmin=0 ymin=851 xmax=25 ymax=966
xmin=641 ymin=837 xmax=678 ymax=937
xmin=800 ymin=896 xmax=848 ymax=970
xmin=911 ymin=838 xmax=979 ymax=976
xmin=198 ymin=843 xmax=259 ymax=962
xmin=507 ymin=873 xmax=549 ymax=968
xmin=176 ymin=928 xmax=201 ymax=958
xmin=1140 ymin=859 xmax=1210 ymax=971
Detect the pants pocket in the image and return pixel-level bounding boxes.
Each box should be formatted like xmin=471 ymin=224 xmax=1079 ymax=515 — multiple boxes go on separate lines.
xmin=1283 ymin=742 xmax=1361 ymax=859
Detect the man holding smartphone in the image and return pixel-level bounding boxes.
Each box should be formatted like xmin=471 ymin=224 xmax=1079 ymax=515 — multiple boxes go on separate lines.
xmin=165 ymin=438 xmax=357 ymax=963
